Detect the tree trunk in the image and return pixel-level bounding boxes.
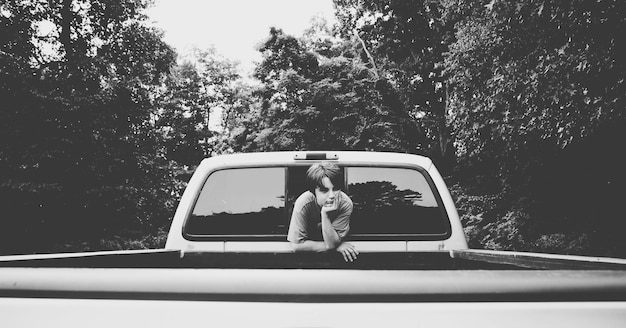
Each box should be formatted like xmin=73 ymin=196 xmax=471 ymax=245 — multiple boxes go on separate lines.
xmin=59 ymin=0 xmax=73 ymax=60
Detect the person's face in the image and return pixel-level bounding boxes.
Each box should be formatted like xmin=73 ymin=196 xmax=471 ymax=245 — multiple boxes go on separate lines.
xmin=315 ymin=177 xmax=337 ymax=207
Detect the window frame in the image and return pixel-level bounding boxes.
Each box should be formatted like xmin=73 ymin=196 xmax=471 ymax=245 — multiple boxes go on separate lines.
xmin=182 ymin=163 xmax=452 ymax=242
xmin=183 ymin=165 xmax=289 ymax=241
xmin=344 ymin=165 xmax=452 ymax=241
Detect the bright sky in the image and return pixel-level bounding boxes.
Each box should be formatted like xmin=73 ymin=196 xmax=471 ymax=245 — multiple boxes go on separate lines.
xmin=146 ymin=0 xmax=336 ymax=75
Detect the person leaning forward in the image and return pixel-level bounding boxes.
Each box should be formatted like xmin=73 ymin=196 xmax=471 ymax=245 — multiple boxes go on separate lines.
xmin=287 ymin=162 xmax=359 ymax=262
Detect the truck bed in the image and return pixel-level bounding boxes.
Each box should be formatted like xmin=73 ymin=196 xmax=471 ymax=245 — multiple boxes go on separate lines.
xmin=1 ymin=249 xmax=625 ymax=270
xmin=3 ymin=249 xmax=498 ymax=270
xmin=2 ymin=249 xmax=626 ymax=302
xmin=2 ymin=249 xmax=626 ymax=327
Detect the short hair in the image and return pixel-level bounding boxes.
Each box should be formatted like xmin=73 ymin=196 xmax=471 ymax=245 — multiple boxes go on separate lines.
xmin=306 ymin=162 xmax=343 ymax=193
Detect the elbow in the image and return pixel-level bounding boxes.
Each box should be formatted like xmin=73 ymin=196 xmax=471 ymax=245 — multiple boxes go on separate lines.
xmin=325 ymin=239 xmax=341 ymax=251
xmin=290 ymin=242 xmax=305 ymax=252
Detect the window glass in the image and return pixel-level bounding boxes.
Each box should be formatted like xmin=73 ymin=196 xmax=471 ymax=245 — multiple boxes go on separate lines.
xmin=185 ymin=167 xmax=286 ymax=236
xmin=287 ymin=166 xmax=310 ymax=209
xmin=346 ymin=167 xmax=448 ymax=236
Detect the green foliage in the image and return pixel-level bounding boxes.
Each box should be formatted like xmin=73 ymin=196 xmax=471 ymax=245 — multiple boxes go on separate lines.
xmin=2 ymin=0 xmax=624 ymax=258
xmin=227 ymin=26 xmax=424 ymax=153
xmin=219 ymin=1 xmax=626 ymax=257
xmin=0 ymin=0 xmax=178 ymax=255
xmin=443 ymin=0 xmax=626 ymax=256
xmin=445 ymin=0 xmax=626 ymax=172
xmin=96 ymin=227 xmax=169 ymax=251
xmin=334 ymin=0 xmax=455 ymax=170
xmin=155 ymin=47 xmax=239 ymax=166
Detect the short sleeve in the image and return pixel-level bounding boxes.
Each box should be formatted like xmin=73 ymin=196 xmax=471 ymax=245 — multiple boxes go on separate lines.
xmin=331 ymin=191 xmax=353 ymax=240
xmin=287 ymin=207 xmax=308 ymax=243
xmin=287 ymin=192 xmax=314 ymax=243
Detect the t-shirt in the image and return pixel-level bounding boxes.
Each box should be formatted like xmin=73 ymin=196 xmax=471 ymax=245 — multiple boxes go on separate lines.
xmin=287 ymin=190 xmax=353 ymax=243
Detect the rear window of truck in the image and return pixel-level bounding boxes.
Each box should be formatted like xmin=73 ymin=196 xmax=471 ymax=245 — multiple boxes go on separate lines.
xmin=183 ymin=165 xmax=450 ymax=240
xmin=184 ymin=167 xmax=286 ymax=236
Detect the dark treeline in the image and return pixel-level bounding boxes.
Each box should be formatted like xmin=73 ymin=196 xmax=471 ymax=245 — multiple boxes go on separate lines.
xmin=1 ymin=0 xmax=624 ymax=256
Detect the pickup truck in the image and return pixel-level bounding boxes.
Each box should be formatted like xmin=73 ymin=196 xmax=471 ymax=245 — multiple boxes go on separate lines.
xmin=1 ymin=151 xmax=626 ymax=327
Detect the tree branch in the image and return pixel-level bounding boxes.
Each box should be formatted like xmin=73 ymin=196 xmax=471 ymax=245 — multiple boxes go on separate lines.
xmin=353 ymin=29 xmax=379 ymax=80
xmin=60 ymin=0 xmax=73 ymax=60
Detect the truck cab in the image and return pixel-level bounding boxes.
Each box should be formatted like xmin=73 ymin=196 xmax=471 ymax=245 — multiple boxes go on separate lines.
xmin=165 ymin=151 xmax=468 ymax=253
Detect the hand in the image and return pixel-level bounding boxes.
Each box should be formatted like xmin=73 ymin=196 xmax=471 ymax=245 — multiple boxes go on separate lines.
xmin=321 ymin=192 xmax=340 ymax=214
xmin=336 ymin=242 xmax=358 ymax=262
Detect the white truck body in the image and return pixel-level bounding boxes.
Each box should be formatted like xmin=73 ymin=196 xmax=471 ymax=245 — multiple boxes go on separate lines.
xmin=165 ymin=151 xmax=468 ymax=252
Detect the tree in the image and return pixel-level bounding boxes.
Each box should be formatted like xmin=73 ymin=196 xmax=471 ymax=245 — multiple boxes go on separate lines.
xmin=0 ymin=0 xmax=177 ymax=254
xmin=445 ymin=0 xmax=625 ymax=163
xmin=227 ymin=25 xmax=424 ymax=153
xmin=443 ymin=0 xmax=626 ymax=256
xmin=333 ymin=0 xmax=452 ymax=168
xmin=156 ymin=47 xmax=240 ymax=167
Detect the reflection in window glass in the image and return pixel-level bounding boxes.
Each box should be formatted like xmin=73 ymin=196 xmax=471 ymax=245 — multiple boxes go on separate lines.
xmin=346 ymin=167 xmax=449 ymax=236
xmin=185 ymin=168 xmax=285 ymax=236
